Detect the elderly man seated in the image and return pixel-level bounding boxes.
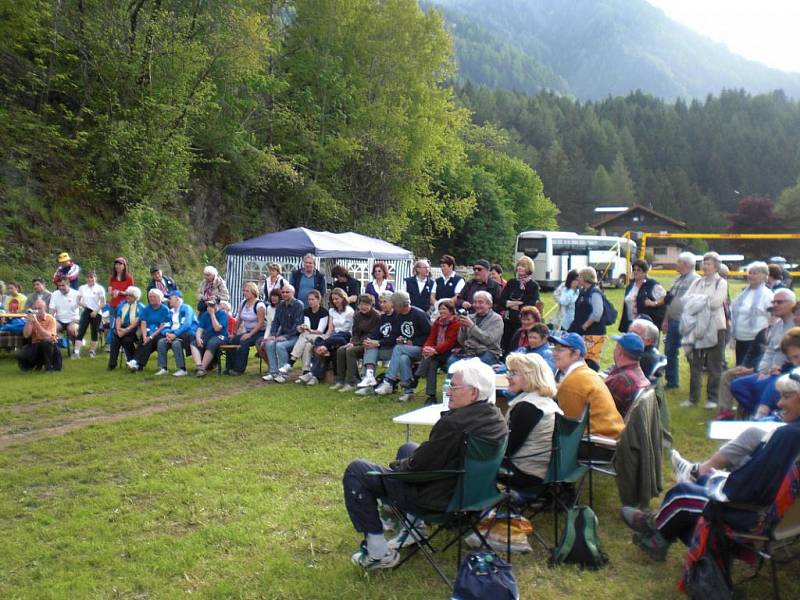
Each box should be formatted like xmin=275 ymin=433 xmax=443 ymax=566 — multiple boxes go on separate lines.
xmin=551 ymin=332 xmax=624 ymax=457
xmin=621 ymin=368 xmax=800 ymax=561
xmin=447 ymin=290 xmax=503 ymax=367
xmin=156 ymin=290 xmax=196 ymax=377
xmin=261 ymin=284 xmax=304 ymax=382
xmin=342 ymin=359 xmax=508 ymax=570
xmin=605 ymin=332 xmax=651 ymax=418
xmin=17 ymin=299 xmax=59 ymax=372
xmin=628 ymin=318 xmax=663 ymax=380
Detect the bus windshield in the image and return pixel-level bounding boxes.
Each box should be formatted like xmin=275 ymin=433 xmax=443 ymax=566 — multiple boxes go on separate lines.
xmin=517 ymin=237 xmax=546 ymax=257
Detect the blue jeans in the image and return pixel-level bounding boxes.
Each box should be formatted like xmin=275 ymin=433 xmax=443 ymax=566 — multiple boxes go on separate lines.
xmin=385 ymin=344 xmax=422 ymax=385
xmin=664 ymin=319 xmax=681 ymax=388
xmin=266 ymin=337 xmax=297 ymax=374
xmin=157 ymin=335 xmax=188 ymax=370
xmin=228 ymin=332 xmax=261 ymax=372
xmin=731 ymin=372 xmax=780 ymax=415
xmin=362 ymin=346 xmax=394 ymax=367
xmin=446 ymin=350 xmax=498 ymax=369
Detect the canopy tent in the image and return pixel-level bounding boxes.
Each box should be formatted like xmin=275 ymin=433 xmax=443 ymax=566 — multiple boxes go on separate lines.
xmin=224 ymin=228 xmax=414 ymax=312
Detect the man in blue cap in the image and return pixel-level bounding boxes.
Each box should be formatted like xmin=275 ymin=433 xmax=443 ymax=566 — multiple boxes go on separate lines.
xmin=605 ymin=332 xmax=651 ymax=417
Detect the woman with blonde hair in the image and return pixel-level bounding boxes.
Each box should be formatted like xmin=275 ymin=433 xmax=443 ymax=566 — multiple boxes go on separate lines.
xmin=503 ymin=353 xmax=563 ymax=493
xmin=226 ymin=281 xmax=267 ymax=375
xmin=499 ymin=255 xmax=541 ymax=354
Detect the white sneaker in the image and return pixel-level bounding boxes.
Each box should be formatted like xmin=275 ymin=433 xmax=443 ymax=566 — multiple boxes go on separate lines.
xmin=155 ymin=368 xmax=169 ymax=376
xmin=339 ymin=384 xmax=355 ymax=393
xmin=670 ymin=449 xmax=696 ymax=483
xmin=329 ymin=382 xmax=343 ymax=390
xmin=704 ymin=401 xmax=718 ymax=410
xmin=397 ymin=391 xmax=414 ymax=403
xmin=88 ymin=350 xmax=96 ymax=358
xmin=351 ymin=543 xmax=401 ymax=571
xmin=374 ymin=381 xmax=394 ymax=395
xmin=71 ymin=351 xmax=80 ymax=360
xmin=296 ymin=372 xmax=312 ymax=384
xmin=354 ymin=387 xmax=374 ymax=396
xmin=306 ymin=376 xmax=319 ymax=386
xmin=387 ymin=523 xmax=428 ymax=550
xmin=262 ymin=373 xmax=275 ymax=382
xmin=278 ymin=363 xmax=292 ymax=375
xmin=357 ymin=373 xmax=378 ymax=388
xmin=274 ymin=374 xmax=288 ymax=383
xmin=679 ymin=399 xmax=695 ymax=408
xmin=127 ymin=359 xmax=139 ymax=371
xmin=173 ymin=369 xmax=188 ymax=377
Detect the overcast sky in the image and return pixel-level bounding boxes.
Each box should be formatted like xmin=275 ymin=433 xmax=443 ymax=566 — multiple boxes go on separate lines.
xmin=646 ymin=0 xmax=800 ymax=73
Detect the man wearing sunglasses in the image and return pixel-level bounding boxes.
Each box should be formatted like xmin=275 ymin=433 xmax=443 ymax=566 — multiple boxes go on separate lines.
xmin=455 ymin=259 xmax=501 ymax=312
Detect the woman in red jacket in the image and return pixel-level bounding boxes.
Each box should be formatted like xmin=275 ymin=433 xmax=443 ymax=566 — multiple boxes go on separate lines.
xmin=414 ymin=299 xmax=460 ymax=404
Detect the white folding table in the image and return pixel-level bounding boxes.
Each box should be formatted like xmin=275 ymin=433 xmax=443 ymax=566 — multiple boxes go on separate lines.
xmin=707 ymin=420 xmax=784 ymax=441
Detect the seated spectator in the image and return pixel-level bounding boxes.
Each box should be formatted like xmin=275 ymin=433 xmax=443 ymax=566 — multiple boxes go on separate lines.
xmin=290 ymin=289 xmax=328 ymax=382
xmin=290 ymin=254 xmax=326 ymax=307
xmin=365 ymin=262 xmax=394 ymax=307
xmin=432 ymin=254 xmax=464 ymax=303
xmin=730 ymin=262 xmax=773 ymax=366
xmin=510 ymin=320 xmax=554 ymax=372
xmin=107 ymin=287 xmax=143 ymax=370
xmin=156 ymin=290 xmax=195 ymax=377
xmin=147 ymin=265 xmax=178 ymax=295
xmin=0 ymin=280 xmax=5 ymax=309
xmin=500 ymin=256 xmax=541 ymax=354
xmin=196 ymin=265 xmax=230 ymax=305
xmin=342 ymin=358 xmax=508 ymax=570
xmin=372 ymin=291 xmax=432 ymax=401
xmin=53 ymin=252 xmax=80 ymax=290
xmin=628 ymin=318 xmax=663 ymax=380
xmin=127 ymin=289 xmax=171 ymax=371
xmin=4 ymin=281 xmax=27 ymax=313
xmin=404 ymin=259 xmax=435 ymax=313
xmin=448 ymin=291 xmax=503 ymax=367
xmin=261 ymin=285 xmax=304 ymax=383
xmin=551 ymin=332 xmax=624 ymax=444
xmin=190 ymin=298 xmax=229 ymax=376
xmin=261 ymin=262 xmax=285 ymax=299
xmin=49 ymin=277 xmax=81 ymax=347
xmin=256 ymin=288 xmax=282 ymax=364
xmin=456 ymin=259 xmax=501 ymax=311
xmin=621 ymin=368 xmax=800 ymax=561
xmin=24 ymin=278 xmax=51 ymax=311
xmin=75 ymin=271 xmax=106 ymax=358
xmin=334 ymin=294 xmax=381 ymax=392
xmin=17 ymin=299 xmax=59 ymax=372
xmin=605 ymin=333 xmax=650 ymax=418
xmin=722 ymin=290 xmax=797 ymax=418
xmin=355 ymin=293 xmax=397 ymax=395
xmin=503 ymin=353 xmax=562 ymax=494
xmin=301 ymin=288 xmax=355 ymax=386
xmin=226 ymin=282 xmax=267 ymax=375
xmin=331 ymin=265 xmax=362 ymax=307
xmin=415 ymin=299 xmax=460 ymax=404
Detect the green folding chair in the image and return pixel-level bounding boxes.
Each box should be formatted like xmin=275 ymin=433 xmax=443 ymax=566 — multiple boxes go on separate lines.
xmin=367 ymin=434 xmax=509 ymax=586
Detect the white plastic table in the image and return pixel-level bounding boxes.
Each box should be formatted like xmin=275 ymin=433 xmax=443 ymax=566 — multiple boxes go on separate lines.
xmin=707 ymin=420 xmax=784 ymax=441
xmin=393 ymin=403 xmax=446 ymax=442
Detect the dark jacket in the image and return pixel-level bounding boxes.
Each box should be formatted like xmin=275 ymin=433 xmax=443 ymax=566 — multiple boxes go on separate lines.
xmin=570 ymin=285 xmax=606 ymax=336
xmin=499 ymin=278 xmax=540 ymax=320
xmin=456 ymin=278 xmax=502 ymax=311
xmin=434 ymin=274 xmax=463 ymax=300
xmin=351 ymin=309 xmax=381 ymax=346
xmin=392 ymin=401 xmax=508 ymax=512
xmin=619 ymin=278 xmax=666 ymax=332
xmin=270 ymin=298 xmax=305 ymax=338
xmin=405 ymin=276 xmax=435 ymax=312
xmin=393 ymin=306 xmax=431 ymax=346
xmin=289 ymin=268 xmax=326 ymax=299
xmin=147 ymin=276 xmax=178 ymax=294
xmin=334 ymin=276 xmax=362 ymax=307
xmin=369 ymin=312 xmax=397 ymax=348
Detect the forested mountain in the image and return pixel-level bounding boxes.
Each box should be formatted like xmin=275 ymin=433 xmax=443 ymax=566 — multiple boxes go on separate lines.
xmin=434 ymin=0 xmax=800 ymax=101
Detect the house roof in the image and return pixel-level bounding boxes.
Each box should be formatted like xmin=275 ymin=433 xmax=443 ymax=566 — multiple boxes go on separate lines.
xmin=591 ymin=204 xmax=687 ymax=230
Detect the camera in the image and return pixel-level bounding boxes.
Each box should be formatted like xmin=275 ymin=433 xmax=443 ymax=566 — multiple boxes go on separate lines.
xmin=26 ymin=309 xmax=35 ymax=315
xmin=457 ymin=308 xmax=468 ymax=317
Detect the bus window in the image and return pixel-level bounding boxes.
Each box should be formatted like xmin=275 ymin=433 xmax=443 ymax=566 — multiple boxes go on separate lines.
xmin=517 ymin=237 xmax=546 ymax=258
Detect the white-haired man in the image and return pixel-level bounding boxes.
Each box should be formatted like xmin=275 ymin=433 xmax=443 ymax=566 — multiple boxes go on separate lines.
xmin=662 ymin=252 xmax=699 ymax=389
xmin=342 ymin=358 xmax=507 ymax=570
xmin=448 ymin=290 xmax=503 ymax=367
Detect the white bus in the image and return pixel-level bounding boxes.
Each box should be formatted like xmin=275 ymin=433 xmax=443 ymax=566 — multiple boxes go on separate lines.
xmin=514 ymin=231 xmax=636 ymax=289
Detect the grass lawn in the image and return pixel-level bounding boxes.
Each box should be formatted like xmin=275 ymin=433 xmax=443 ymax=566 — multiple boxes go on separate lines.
xmin=1 ymin=286 xmax=794 ymax=599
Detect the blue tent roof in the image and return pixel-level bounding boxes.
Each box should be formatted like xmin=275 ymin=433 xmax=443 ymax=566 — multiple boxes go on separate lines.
xmin=225 ymin=227 xmax=413 ymax=260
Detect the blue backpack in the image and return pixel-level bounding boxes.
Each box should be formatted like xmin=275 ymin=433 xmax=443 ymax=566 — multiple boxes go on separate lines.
xmin=453 ymin=551 xmax=519 ymax=600
xmin=594 ymin=289 xmax=618 ymax=327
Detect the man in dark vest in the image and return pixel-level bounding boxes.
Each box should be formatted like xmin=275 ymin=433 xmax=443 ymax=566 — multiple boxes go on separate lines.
xmin=404 ymin=259 xmax=435 ymax=313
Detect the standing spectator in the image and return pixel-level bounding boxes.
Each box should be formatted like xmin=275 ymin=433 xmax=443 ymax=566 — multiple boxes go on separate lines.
xmin=767 ymin=263 xmax=788 ymax=291
xmin=415 ymin=299 xmax=460 ymax=404
xmin=191 ymin=299 xmax=229 ymax=376
xmin=127 ymin=289 xmax=170 ymax=371
xmin=53 ymin=252 xmax=80 ymax=289
xmin=605 ymin=333 xmax=650 ymax=418
xmin=662 ymin=252 xmax=700 ymax=389
xmin=334 ymin=294 xmax=380 ymax=391
xmin=619 ymin=259 xmax=666 ymax=333
xmin=355 ymin=293 xmax=398 ymax=394
xmin=449 ymin=291 xmax=503 ymax=367
xmin=404 ymin=259 xmax=436 ymax=313
xmin=551 ymin=270 xmax=580 ymax=331
xmin=289 ymin=289 xmax=329 ymax=382
xmin=568 ymin=267 xmax=608 ymax=371
xmin=261 ymin=263 xmax=285 ymax=299
xmin=147 ymin=266 xmax=177 ymax=295
xmin=17 ymin=299 xmax=59 ymax=372
xmin=290 ymin=253 xmax=326 ymax=307
xmin=3 ymin=281 xmax=27 ymax=313
xmin=365 ymin=262 xmax=394 ymax=307
xmin=456 ymin=259 xmax=502 ymax=311
xmin=730 ymin=262 xmax=773 ymax=366
xmin=107 ymin=287 xmax=143 ymax=370
xmin=197 ymin=266 xmax=230 ymax=305
xmin=24 ymin=278 xmax=51 ymax=311
xmin=499 ymin=256 xmax=541 ymax=354
xmin=681 ymin=252 xmax=728 ymax=409
xmin=75 ymin=271 xmax=106 ymax=358
xmin=331 ymin=265 xmax=362 ymax=307
xmin=432 ymin=254 xmax=464 ymax=304
xmin=156 ymin=290 xmax=195 ymax=377
xmin=226 ymin=282 xmax=267 ymax=375
xmin=107 ymin=257 xmax=135 ymax=346
xmin=49 ymin=278 xmax=81 ymax=347
xmin=489 ymin=264 xmax=507 ymax=289
xmin=261 ymin=285 xmax=304 ymax=382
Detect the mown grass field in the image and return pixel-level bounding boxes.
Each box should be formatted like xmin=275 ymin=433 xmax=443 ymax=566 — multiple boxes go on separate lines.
xmin=1 ymin=286 xmax=794 ymax=599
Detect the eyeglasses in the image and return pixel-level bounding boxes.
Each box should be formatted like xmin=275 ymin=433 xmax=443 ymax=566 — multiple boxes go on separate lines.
xmin=773 ymin=300 xmax=791 ymax=304
xmin=789 ymin=372 xmax=800 ymax=384
xmin=448 ymin=384 xmax=473 ymax=391
xmin=473 ymin=266 xmax=485 ymax=272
